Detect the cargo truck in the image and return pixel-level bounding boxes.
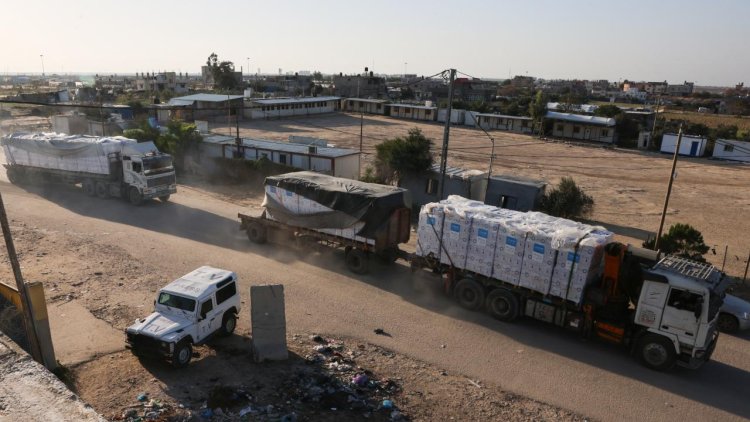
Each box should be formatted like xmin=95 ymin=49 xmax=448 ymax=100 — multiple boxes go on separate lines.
xmin=238 ymin=171 xmax=411 ymax=274
xmin=412 ymin=196 xmax=727 ymax=370
xmin=2 ymin=132 xmax=177 ymax=205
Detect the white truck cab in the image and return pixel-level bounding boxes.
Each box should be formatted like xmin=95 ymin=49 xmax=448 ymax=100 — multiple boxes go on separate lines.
xmin=126 ymin=266 xmax=240 ymax=367
xmin=634 ymin=256 xmax=726 ymax=370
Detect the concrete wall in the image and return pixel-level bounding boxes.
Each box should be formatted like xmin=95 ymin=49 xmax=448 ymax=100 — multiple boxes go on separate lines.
xmin=484 ymin=178 xmax=545 ymax=211
xmin=401 ymin=173 xmax=483 ymax=211
xmin=51 ymin=115 xmax=87 ymax=135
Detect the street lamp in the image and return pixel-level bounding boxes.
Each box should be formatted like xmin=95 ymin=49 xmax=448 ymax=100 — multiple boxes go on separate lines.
xmin=39 ymin=54 xmax=45 ymax=78
xmin=246 ymin=57 xmax=250 ymax=80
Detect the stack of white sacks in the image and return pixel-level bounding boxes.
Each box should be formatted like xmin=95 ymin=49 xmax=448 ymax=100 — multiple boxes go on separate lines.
xmin=416 ymin=196 xmax=613 ymax=305
xmin=263 ymin=184 xmax=375 ymax=245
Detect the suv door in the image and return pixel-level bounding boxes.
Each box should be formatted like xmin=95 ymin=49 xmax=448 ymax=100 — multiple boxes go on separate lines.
xmin=661 ymin=287 xmax=703 ymax=346
xmin=196 ymin=298 xmax=221 ymax=342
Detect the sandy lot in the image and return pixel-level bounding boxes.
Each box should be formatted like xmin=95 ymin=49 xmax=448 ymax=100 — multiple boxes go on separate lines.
xmin=213 ymin=113 xmax=750 ymax=278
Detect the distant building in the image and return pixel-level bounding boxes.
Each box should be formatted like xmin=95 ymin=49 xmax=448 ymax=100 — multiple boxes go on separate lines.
xmin=453 ymin=78 xmax=498 ymax=102
xmin=168 ymin=93 xmax=244 ymax=121
xmin=474 ymin=113 xmax=533 ymax=134
xmin=245 ymin=96 xmax=340 ymax=119
xmin=660 ymin=133 xmax=707 ymax=157
xmin=202 ymin=135 xmax=360 ymax=179
xmin=546 ymin=111 xmax=616 ymax=143
xmin=712 ymin=139 xmax=750 ymax=163
xmin=134 ymin=72 xmax=189 ymax=93
xmin=388 ymin=103 xmax=437 ymax=122
xmin=666 ymin=81 xmax=694 ymax=96
xmin=341 ymin=98 xmax=389 ymax=115
xmin=333 ymin=74 xmax=386 ymax=98
xmin=484 ymin=174 xmax=546 ymax=211
xmin=51 ymin=113 xmax=88 ymax=135
xmin=400 ymin=164 xmax=487 ymax=211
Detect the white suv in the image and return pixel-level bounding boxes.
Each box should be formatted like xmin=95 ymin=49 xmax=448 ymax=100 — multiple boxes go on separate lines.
xmin=125 ymin=266 xmax=241 ymax=367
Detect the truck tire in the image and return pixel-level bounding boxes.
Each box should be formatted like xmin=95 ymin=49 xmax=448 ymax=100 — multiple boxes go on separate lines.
xmin=345 ymin=249 xmax=369 ymax=274
xmin=246 ymin=222 xmax=267 ymax=244
xmin=159 ymin=195 xmax=170 ymax=202
xmin=128 ymin=187 xmax=143 ymax=205
xmin=717 ymin=313 xmax=740 ymax=334
xmin=454 ymin=278 xmax=485 ymax=311
xmin=485 ymin=288 xmax=519 ymax=322
xmin=637 ymin=334 xmax=677 ymax=371
xmin=95 ymin=182 xmax=109 ymax=199
xmin=219 ymin=312 xmax=237 ymax=337
xmin=378 ymin=247 xmax=400 ymax=264
xmin=172 ymin=341 xmax=193 ymax=368
xmin=83 ymin=179 xmax=96 ymax=196
xmin=6 ymin=168 xmax=22 ymax=185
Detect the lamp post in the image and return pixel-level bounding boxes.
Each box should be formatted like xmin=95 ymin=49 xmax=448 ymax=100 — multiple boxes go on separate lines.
xmin=246 ymin=57 xmax=250 ymax=81
xmin=39 ymin=54 xmax=45 ymax=78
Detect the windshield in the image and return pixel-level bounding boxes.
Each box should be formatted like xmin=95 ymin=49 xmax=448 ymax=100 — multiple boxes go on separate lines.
xmin=143 ymin=155 xmax=174 ymax=175
xmin=157 ymin=292 xmax=196 ymax=313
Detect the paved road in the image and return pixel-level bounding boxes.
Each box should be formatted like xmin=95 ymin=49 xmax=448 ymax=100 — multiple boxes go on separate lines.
xmin=2 ymin=179 xmax=750 ymax=422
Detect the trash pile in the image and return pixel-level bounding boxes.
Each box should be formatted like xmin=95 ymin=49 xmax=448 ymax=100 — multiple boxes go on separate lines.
xmin=115 ymin=393 xmax=188 ymax=421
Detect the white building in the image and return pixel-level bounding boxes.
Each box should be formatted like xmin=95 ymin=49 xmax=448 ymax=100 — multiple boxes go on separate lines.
xmin=437 ymin=108 xmax=466 ymax=124
xmin=660 ymin=133 xmax=707 ymax=157
xmin=387 ymin=104 xmax=437 ymax=122
xmin=712 ymin=139 xmax=750 ymax=163
xmin=245 ymin=96 xmax=340 ymax=119
xmin=202 ymin=135 xmax=361 ymax=179
xmin=341 ymin=98 xmax=389 ymax=115
xmin=473 ymin=113 xmax=533 ymax=134
xmin=546 ymin=111 xmax=616 ymax=143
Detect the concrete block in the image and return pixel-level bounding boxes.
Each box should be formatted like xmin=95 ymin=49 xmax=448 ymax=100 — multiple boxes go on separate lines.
xmin=250 ymin=285 xmax=288 ymax=362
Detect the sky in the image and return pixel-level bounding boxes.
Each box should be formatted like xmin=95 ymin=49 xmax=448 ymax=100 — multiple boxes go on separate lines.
xmin=1 ymin=0 xmax=748 ymax=86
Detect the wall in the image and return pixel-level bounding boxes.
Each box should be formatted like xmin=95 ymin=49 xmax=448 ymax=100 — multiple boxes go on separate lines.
xmin=477 ymin=116 xmax=533 ymax=134
xmin=51 ymin=115 xmax=87 ymax=135
xmin=247 ymin=100 xmax=336 ymax=119
xmin=401 ymin=173 xmax=477 ymax=211
xmin=389 ymin=106 xmax=437 ymax=121
xmin=484 ymin=178 xmax=545 ymax=211
xmin=342 ymin=100 xmax=387 ymax=115
xmin=332 ymin=154 xmax=360 ymax=179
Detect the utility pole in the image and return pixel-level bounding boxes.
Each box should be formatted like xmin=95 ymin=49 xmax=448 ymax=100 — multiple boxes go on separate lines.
xmin=649 ymin=95 xmax=661 ymax=147
xmin=437 ymin=68 xmax=456 ymax=200
xmin=743 ymin=250 xmax=749 ymax=283
xmin=655 ymin=125 xmax=683 ymax=251
xmin=0 ymin=192 xmax=43 ymax=363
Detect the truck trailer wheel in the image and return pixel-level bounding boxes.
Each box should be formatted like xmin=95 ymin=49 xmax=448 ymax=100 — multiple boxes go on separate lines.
xmin=128 ymin=187 xmax=143 ymax=205
xmin=637 ymin=334 xmax=676 ymax=371
xmin=485 ymin=288 xmax=519 ymax=321
xmin=83 ymin=179 xmax=96 ymax=196
xmin=95 ymin=182 xmax=109 ymax=199
xmin=172 ymin=341 xmax=193 ymax=368
xmin=246 ymin=222 xmax=267 ymax=244
xmin=454 ymin=278 xmax=485 ymax=311
xmin=345 ymin=249 xmax=369 ymax=274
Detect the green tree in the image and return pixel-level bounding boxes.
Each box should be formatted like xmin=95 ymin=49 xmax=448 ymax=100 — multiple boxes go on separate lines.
xmin=643 ymin=223 xmax=710 ymax=261
xmin=123 ymin=119 xmax=160 ymax=142
xmin=529 ymin=90 xmax=547 ymax=134
xmin=206 ymin=53 xmax=239 ymax=91
xmin=538 ymin=177 xmax=594 ymax=219
xmin=595 ymin=104 xmax=622 ymax=118
xmin=374 ymin=128 xmax=433 ymax=184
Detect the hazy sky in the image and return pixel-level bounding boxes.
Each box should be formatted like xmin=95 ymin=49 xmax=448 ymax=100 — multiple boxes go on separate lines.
xmin=1 ymin=0 xmax=747 ymax=85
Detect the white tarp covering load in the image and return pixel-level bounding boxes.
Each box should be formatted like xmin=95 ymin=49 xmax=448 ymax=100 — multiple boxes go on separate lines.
xmin=1 ymin=132 xmax=149 ymax=176
xmin=416 ymin=195 xmax=613 ymax=305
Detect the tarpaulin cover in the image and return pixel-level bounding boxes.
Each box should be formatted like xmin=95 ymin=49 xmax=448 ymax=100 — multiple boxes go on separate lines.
xmin=262 ymin=171 xmax=411 ymax=237
xmin=2 ymin=132 xmax=160 ymax=175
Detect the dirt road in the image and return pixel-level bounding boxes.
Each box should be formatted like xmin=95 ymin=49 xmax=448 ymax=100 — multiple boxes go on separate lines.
xmin=2 ymin=174 xmax=750 ymax=421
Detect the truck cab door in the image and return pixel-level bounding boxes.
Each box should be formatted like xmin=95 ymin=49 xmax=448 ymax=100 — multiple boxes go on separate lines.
xmin=661 ymin=288 xmax=703 ymax=346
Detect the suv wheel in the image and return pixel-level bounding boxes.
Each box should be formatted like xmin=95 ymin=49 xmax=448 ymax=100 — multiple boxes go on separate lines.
xmin=172 ymin=341 xmax=193 ymax=368
xmin=220 ymin=313 xmax=237 ymax=337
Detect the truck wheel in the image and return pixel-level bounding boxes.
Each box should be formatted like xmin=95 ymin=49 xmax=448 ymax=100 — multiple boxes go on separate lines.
xmin=6 ymin=168 xmax=22 ymax=185
xmin=246 ymin=222 xmax=267 ymax=244
xmin=159 ymin=195 xmax=170 ymax=202
xmin=83 ymin=179 xmax=96 ymax=196
xmin=378 ymin=247 xmax=400 ymax=264
xmin=345 ymin=249 xmax=369 ymax=274
xmin=485 ymin=288 xmax=519 ymax=321
xmin=454 ymin=278 xmax=485 ymax=310
xmin=717 ymin=313 xmax=740 ymax=334
xmin=220 ymin=313 xmax=237 ymax=337
xmin=128 ymin=187 xmax=143 ymax=205
xmin=172 ymin=341 xmax=193 ymax=368
xmin=637 ymin=334 xmax=676 ymax=371
xmin=95 ymin=182 xmax=109 ymax=199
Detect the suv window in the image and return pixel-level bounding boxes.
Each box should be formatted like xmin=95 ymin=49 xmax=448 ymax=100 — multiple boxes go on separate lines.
xmin=200 ymin=299 xmax=213 ymax=319
xmin=216 ymin=282 xmax=236 ymax=305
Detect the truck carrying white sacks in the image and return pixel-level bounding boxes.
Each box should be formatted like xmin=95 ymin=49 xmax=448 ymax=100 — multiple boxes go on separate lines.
xmin=2 ymin=132 xmax=177 ymax=204
xmin=416 ymin=195 xmax=613 ymax=305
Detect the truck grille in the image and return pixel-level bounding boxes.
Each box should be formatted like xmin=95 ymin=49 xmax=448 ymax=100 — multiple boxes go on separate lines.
xmin=147 ymin=174 xmax=176 ymax=188
xmin=127 ymin=333 xmax=160 ymax=348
